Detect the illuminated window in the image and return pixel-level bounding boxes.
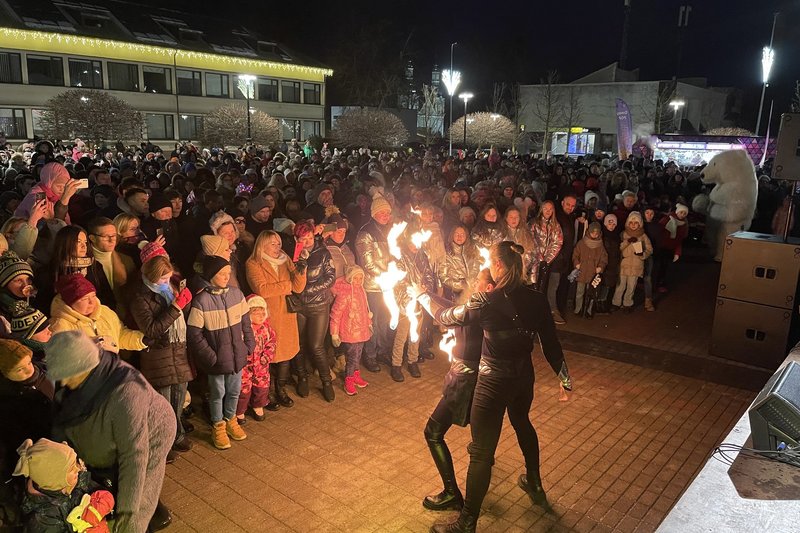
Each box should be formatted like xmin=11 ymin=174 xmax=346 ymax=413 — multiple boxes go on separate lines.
xmin=27 ymin=55 xmax=63 ymax=86
xmin=0 ymin=108 xmax=26 ymax=138
xmin=146 ymin=113 xmax=174 ymax=139
xmin=205 ymin=72 xmax=229 ymax=98
xmin=68 ymin=59 xmax=102 ymax=88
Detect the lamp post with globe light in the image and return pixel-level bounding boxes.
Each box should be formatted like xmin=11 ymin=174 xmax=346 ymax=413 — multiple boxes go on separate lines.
xmin=238 ymin=74 xmax=256 ymax=143
xmin=442 ymin=68 xmax=461 ymax=156
xmin=459 ymin=92 xmax=474 ymax=147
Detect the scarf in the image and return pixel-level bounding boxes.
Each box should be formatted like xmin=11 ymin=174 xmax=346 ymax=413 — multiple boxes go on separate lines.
xmin=52 ymin=351 xmax=141 ymax=433
xmin=583 ymin=234 xmax=603 ymax=249
xmin=37 ymin=183 xmax=61 ymax=205
xmin=92 ymin=248 xmax=127 ymax=288
xmin=664 ymin=215 xmax=686 ymax=239
xmin=625 ymin=225 xmax=645 ymax=238
xmin=262 ymin=251 xmax=288 ymax=275
xmin=142 ymin=274 xmax=175 ymax=305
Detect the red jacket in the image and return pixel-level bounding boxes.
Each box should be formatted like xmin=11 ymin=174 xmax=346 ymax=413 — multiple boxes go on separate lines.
xmin=658 ymin=213 xmax=689 ymax=256
xmin=330 ymin=277 xmax=372 ymax=343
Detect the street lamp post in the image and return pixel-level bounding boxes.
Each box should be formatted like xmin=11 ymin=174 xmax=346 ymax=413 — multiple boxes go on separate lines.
xmin=669 ymin=99 xmax=685 ymax=132
xmin=238 ymin=74 xmax=256 ymax=143
xmin=442 ymin=67 xmax=461 ymax=156
xmin=459 ymin=92 xmax=474 ymax=148
xmin=755 ymin=13 xmax=778 ymax=137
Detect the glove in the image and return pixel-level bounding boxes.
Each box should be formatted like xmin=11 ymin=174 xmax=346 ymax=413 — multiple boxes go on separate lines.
xmin=174 ymin=287 xmax=192 ymax=309
xmin=331 ymin=335 xmax=341 ymax=347
xmin=627 ymin=237 xmax=637 ymax=243
xmin=557 ymin=361 xmax=572 ymax=391
xmin=295 ymin=261 xmax=307 ymax=275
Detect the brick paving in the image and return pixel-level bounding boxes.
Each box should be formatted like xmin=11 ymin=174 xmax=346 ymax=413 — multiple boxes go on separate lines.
xmin=161 ymin=345 xmax=753 ymax=533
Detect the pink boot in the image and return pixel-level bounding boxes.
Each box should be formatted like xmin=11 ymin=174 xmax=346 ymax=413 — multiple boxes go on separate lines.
xmin=353 ymin=370 xmax=369 ymax=388
xmin=344 ymin=376 xmax=357 ymax=396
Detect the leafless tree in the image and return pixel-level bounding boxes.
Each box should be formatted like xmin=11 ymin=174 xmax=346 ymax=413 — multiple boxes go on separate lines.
xmin=529 ymin=70 xmax=564 ymax=155
xmin=792 ymin=81 xmax=800 ymax=113
xmin=331 ymin=108 xmax=409 ymax=148
xmin=508 ymin=82 xmax=527 ymax=153
xmin=638 ymin=81 xmax=676 ymax=134
xmin=490 ymin=82 xmax=509 ymax=115
xmin=563 ymin=87 xmax=583 ymax=154
xmin=418 ymin=84 xmax=443 ymax=146
xmin=200 ymin=104 xmax=280 ymax=148
xmin=39 ymin=89 xmax=143 ymax=145
xmin=448 ymin=112 xmax=517 ymax=150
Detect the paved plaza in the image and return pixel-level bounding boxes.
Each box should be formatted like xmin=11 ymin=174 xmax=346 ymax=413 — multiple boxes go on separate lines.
xmin=161 ymin=345 xmax=754 ymax=533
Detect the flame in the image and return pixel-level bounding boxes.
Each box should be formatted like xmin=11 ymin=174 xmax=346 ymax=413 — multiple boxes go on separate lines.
xmin=406 ymin=297 xmax=421 ymax=343
xmin=387 ymin=221 xmax=407 ymax=259
xmin=375 ymin=261 xmax=407 ymax=330
xmin=410 ymin=206 xmax=423 ymax=217
xmin=439 ymin=329 xmax=457 ymax=362
xmin=410 ymin=229 xmax=432 ymax=249
xmin=479 ymin=247 xmax=491 ymax=271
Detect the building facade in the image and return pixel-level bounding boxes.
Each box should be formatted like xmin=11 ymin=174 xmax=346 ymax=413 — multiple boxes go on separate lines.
xmin=0 ymin=0 xmax=330 ymax=143
xmin=518 ymin=63 xmax=735 ymax=155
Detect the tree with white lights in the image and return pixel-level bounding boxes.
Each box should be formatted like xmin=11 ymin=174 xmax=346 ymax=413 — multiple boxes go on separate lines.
xmin=331 ymin=108 xmax=408 ymax=148
xmin=201 ymin=104 xmax=280 ymax=147
xmin=448 ymin=112 xmax=517 ymax=150
xmin=38 ymin=89 xmax=143 ymax=145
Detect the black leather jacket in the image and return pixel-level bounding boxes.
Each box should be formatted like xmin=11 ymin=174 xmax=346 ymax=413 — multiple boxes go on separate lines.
xmin=298 ymin=236 xmax=335 ymax=308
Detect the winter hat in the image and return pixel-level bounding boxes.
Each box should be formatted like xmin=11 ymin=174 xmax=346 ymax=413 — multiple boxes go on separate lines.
xmin=584 ymin=190 xmax=599 ymax=206
xmin=246 ymin=294 xmax=267 ymax=310
xmin=604 ymin=214 xmax=618 ymax=226
xmin=626 ymin=211 xmax=643 ymax=226
xmin=314 ymin=183 xmax=333 ymax=203
xmin=209 ymin=211 xmax=237 ymax=236
xmin=0 ymin=251 xmax=33 ymax=288
xmin=9 ymin=301 xmax=49 ymax=340
xmin=675 ymin=203 xmax=689 ymax=216
xmin=370 ymin=195 xmax=391 ymax=218
xmin=55 ymin=274 xmax=96 ymax=307
xmin=45 ymin=330 xmax=101 ymax=381
xmin=0 ymin=338 xmax=33 ymax=375
xmin=201 ymin=255 xmax=229 ymax=282
xmin=273 ymin=218 xmax=294 ymax=234
xmin=587 ymin=222 xmax=602 ymax=236
xmin=622 ymin=190 xmax=636 ymax=200
xmin=249 ymin=194 xmax=269 ymax=216
xmin=138 ymin=240 xmax=168 ymax=265
xmin=345 ymin=265 xmax=364 ymax=284
xmin=201 ymin=235 xmax=228 ymax=257
xmin=13 ymin=438 xmax=77 ymax=491
xmin=148 ymin=194 xmax=172 ymax=214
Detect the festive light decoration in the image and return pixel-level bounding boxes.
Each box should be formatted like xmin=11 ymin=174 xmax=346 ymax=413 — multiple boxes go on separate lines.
xmin=439 ymin=329 xmax=457 ymax=362
xmin=0 ymin=27 xmax=332 ymax=82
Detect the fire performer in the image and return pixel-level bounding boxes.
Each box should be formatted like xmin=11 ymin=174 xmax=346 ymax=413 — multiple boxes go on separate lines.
xmin=415 ymin=268 xmax=496 ymax=511
xmin=410 ymin=241 xmax=572 ymax=533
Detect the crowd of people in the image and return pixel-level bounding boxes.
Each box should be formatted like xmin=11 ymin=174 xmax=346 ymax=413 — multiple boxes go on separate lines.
xmin=0 ymin=136 xmax=791 ymax=532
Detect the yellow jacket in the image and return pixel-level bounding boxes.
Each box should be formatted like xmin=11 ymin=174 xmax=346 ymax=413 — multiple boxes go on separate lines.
xmin=50 ymin=294 xmax=147 ymax=351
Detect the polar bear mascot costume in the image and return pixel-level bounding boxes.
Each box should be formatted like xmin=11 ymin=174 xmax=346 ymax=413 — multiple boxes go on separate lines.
xmin=700 ymin=149 xmax=758 ymax=261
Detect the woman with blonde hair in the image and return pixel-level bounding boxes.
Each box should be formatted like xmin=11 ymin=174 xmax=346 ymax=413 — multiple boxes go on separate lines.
xmin=245 ymin=230 xmax=306 ymax=409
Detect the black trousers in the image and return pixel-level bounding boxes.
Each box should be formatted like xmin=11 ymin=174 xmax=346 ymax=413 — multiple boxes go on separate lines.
xmin=296 ymin=303 xmax=332 ymax=384
xmin=463 ymin=362 xmax=540 ymax=518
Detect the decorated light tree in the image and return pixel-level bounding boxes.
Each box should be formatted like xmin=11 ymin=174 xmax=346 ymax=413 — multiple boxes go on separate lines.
xmin=331 ymin=108 xmax=408 ymax=149
xmin=38 ymin=89 xmax=143 ymax=145
xmin=447 ymin=112 xmax=517 ymax=150
xmin=200 ymin=103 xmax=280 ymax=148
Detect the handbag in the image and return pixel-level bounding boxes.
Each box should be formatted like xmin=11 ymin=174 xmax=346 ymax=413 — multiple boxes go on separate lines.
xmin=285 ymin=293 xmax=302 ymax=313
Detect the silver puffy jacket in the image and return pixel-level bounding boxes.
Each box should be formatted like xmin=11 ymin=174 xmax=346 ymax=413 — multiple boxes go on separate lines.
xmin=438 ymin=241 xmax=483 ymax=304
xmin=355 ymin=219 xmax=392 ymax=293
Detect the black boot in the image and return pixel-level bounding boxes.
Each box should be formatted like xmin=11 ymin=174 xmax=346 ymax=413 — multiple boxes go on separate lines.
xmin=148 ymin=500 xmax=172 ymax=531
xmin=322 ymin=382 xmax=335 ymax=402
xmin=430 ymin=511 xmax=477 ymax=533
xmin=518 ymin=474 xmax=552 ymax=512
xmin=266 ymin=377 xmax=280 ymax=411
xmin=276 ymin=362 xmax=294 ymax=407
xmin=423 ymin=418 xmax=463 ymax=511
xmin=294 ymin=353 xmax=310 ymax=397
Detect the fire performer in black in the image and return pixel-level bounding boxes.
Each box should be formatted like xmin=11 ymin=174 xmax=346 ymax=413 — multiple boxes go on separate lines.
xmin=416 ymin=268 xmax=496 ymax=511
xmin=411 ymin=241 xmax=572 ymax=533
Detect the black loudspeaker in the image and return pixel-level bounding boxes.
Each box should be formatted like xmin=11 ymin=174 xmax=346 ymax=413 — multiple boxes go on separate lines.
xmin=749 ymin=361 xmax=800 ymax=466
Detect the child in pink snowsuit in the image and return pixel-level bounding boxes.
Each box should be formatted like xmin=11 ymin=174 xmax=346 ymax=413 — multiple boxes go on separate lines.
xmin=330 ymin=265 xmax=372 ymax=396
xmin=236 ymin=295 xmax=277 ymax=423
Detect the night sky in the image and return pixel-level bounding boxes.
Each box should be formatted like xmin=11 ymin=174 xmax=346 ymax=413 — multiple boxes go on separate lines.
xmin=182 ymin=0 xmax=798 ymax=129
